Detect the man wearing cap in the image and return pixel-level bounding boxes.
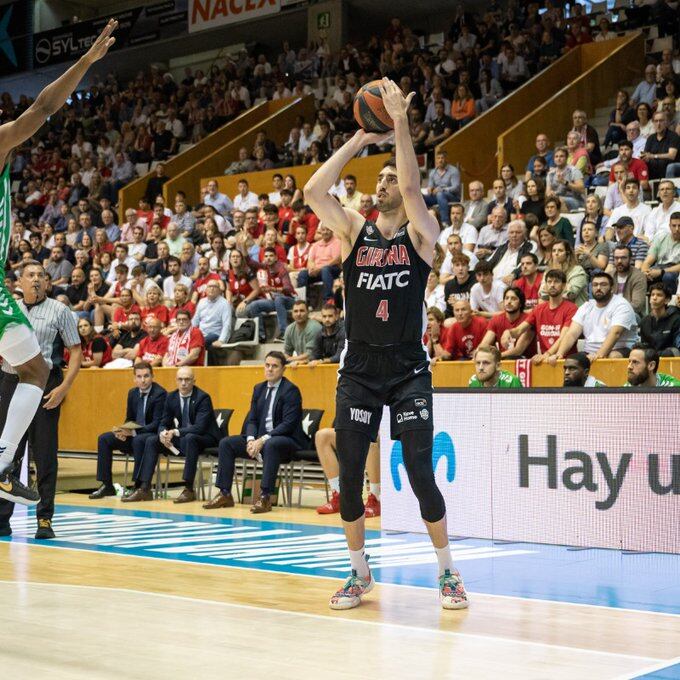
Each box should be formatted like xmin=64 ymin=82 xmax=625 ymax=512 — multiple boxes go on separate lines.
xmin=607 ymin=216 xmax=649 ymax=270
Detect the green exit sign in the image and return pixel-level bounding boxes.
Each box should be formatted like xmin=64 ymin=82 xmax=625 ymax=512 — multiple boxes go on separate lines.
xmin=317 ymin=11 xmax=330 ymax=30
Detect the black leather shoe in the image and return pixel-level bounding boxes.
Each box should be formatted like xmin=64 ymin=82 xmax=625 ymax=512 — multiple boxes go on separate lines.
xmin=35 ymin=519 xmax=55 ymax=540
xmin=89 ymin=484 xmax=117 ymax=500
xmin=0 ymin=523 xmax=11 ymax=537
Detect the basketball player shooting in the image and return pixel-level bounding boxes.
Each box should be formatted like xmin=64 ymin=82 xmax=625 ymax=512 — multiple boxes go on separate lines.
xmin=0 ymin=19 xmax=117 ymax=507
xmin=304 ymin=78 xmax=468 ymax=610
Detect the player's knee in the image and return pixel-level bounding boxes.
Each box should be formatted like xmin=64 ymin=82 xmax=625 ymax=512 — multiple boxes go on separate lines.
xmin=315 ymin=428 xmax=334 ymax=450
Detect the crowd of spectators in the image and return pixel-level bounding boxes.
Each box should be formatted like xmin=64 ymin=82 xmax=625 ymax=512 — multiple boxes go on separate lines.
xmin=2 ymin=3 xmax=680 ymax=376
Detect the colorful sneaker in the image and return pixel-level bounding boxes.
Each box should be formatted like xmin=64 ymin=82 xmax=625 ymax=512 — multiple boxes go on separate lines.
xmin=329 ymin=568 xmax=375 ymax=610
xmin=364 ymin=493 xmax=381 ymax=518
xmin=439 ymin=569 xmax=469 ymax=610
xmin=0 ymin=472 xmax=39 ymax=506
xmin=317 ymin=490 xmax=340 ymax=514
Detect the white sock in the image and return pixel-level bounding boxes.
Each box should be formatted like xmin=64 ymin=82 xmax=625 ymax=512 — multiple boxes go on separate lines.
xmin=435 ymin=545 xmax=454 ymax=576
xmin=0 ymin=383 xmax=43 ymax=474
xmin=329 ymin=476 xmax=340 ymax=494
xmin=349 ymin=547 xmax=370 ymax=578
xmin=369 ymin=482 xmax=380 ymax=500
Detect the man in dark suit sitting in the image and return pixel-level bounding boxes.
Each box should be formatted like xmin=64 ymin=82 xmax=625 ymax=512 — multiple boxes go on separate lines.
xmin=204 ymin=351 xmax=306 ymax=514
xmin=90 ymin=362 xmax=166 ymax=499
xmin=122 ymin=366 xmax=221 ymax=503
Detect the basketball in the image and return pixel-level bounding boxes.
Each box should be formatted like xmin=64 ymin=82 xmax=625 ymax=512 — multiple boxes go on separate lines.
xmin=353 ymin=80 xmax=393 ymax=133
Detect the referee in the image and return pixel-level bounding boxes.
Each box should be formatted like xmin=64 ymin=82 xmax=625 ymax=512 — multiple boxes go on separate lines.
xmin=0 ymin=261 xmax=81 ymax=539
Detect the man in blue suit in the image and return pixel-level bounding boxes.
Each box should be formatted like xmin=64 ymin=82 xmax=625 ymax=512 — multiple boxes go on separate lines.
xmin=90 ymin=362 xmax=166 ymax=499
xmin=122 ymin=366 xmax=221 ymax=503
xmin=204 ymin=351 xmax=306 ymax=513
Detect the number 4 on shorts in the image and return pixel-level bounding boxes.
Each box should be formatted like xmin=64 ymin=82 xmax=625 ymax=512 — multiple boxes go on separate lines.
xmin=376 ymin=299 xmax=389 ymax=322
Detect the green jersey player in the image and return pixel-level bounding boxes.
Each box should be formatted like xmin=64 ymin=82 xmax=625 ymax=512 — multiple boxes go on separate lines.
xmin=0 ymin=19 xmax=117 ymax=507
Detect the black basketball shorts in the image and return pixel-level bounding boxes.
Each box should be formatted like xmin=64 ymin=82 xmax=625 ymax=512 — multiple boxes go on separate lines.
xmin=335 ymin=341 xmax=434 ymax=441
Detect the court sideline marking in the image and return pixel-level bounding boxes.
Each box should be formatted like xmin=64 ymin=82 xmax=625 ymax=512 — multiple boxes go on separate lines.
xmin=0 ymin=579 xmax=663 ymax=663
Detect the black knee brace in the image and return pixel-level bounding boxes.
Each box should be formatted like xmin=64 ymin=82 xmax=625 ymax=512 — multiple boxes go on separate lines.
xmin=400 ymin=429 xmax=446 ymax=523
xmin=336 ymin=429 xmax=372 ymax=523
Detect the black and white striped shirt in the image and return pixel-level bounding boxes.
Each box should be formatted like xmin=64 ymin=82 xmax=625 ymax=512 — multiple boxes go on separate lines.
xmin=2 ymin=297 xmax=79 ymax=374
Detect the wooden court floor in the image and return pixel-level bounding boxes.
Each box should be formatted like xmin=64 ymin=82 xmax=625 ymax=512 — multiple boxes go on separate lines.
xmin=1 ymin=493 xmax=679 ymax=679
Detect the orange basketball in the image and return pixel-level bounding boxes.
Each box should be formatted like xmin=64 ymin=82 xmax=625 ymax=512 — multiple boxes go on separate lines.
xmin=353 ymin=80 xmax=393 ymax=133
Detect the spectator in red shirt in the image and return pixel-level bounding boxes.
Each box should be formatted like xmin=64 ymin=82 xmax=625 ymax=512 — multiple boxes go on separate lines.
xmin=191 ymin=256 xmax=223 ymax=303
xmin=226 ymin=249 xmax=260 ymax=310
xmin=607 ymin=139 xmax=649 ymax=191
xmin=162 ymin=310 xmax=205 ymax=366
xmin=244 ymin=208 xmax=264 ymax=240
xmin=76 ymin=318 xmax=112 ymax=368
xmin=140 ymin=285 xmax=169 ymax=327
xmin=257 ymin=227 xmax=287 ymax=263
xmin=424 ymin=307 xmax=452 ymax=362
xmin=359 ymin=194 xmax=380 ymax=223
xmin=247 ymin=247 xmax=296 ymax=341
xmin=290 ymin=200 xmax=319 ymax=242
xmin=444 ymin=299 xmax=488 ymax=360
xmin=136 ymin=317 xmax=169 ymax=367
xmin=287 ymin=224 xmax=311 ymax=287
xmin=296 ymin=225 xmax=342 ymax=303
xmin=278 ymin=189 xmax=295 ymax=242
xmin=481 ymin=287 xmax=536 ymax=358
xmin=166 ymin=283 xmax=196 ymax=334
xmin=512 ymin=253 xmax=543 ymax=310
xmin=506 ymin=269 xmax=578 ymax=363
xmin=110 ymin=288 xmax=141 ymax=331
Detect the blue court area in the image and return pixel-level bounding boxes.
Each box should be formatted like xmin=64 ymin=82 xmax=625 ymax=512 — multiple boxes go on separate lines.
xmin=4 ymin=504 xmax=680 ymax=616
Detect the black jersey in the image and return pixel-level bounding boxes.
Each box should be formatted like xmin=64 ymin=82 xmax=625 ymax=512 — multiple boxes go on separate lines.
xmin=342 ymin=221 xmax=431 ymax=345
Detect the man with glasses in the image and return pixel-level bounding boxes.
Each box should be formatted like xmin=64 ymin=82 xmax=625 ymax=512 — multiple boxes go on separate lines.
xmin=608 ymin=216 xmax=649 ymax=268
xmin=641 ymin=112 xmax=679 ymax=180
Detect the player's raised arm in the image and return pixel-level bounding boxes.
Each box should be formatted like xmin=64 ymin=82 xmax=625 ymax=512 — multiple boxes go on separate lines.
xmin=0 ymin=19 xmax=117 ymax=164
xmin=304 ymin=129 xmax=390 ymax=245
xmin=379 ymin=78 xmax=439 ymax=251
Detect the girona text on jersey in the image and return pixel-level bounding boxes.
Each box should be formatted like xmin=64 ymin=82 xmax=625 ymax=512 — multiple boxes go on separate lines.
xmin=355 ymin=245 xmax=411 ymax=290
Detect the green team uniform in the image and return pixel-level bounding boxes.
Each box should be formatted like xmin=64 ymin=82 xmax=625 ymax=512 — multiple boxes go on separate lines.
xmin=624 ymin=373 xmax=680 ymax=387
xmin=468 ymin=370 xmax=522 ymax=388
xmin=0 ymin=163 xmax=32 ymax=338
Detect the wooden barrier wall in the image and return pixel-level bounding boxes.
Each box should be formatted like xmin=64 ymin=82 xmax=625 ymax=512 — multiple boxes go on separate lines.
xmin=204 ymin=153 xmax=391 ymax=203
xmin=162 ymin=95 xmax=317 ymax=208
xmin=498 ymin=33 xmax=645 ymax=178
xmin=437 ymin=33 xmax=641 ymax=192
xmin=59 ymin=358 xmax=680 ymax=453
xmin=437 ymin=46 xmax=582 ymax=191
xmin=119 ymin=98 xmax=292 ymax=214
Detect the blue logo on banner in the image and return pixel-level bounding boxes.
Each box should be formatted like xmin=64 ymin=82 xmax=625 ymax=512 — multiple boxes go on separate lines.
xmin=390 ymin=432 xmax=456 ymax=491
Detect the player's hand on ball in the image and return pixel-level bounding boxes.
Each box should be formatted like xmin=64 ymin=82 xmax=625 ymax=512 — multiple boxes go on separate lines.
xmin=353 ymin=128 xmax=394 ymax=148
xmin=378 ymin=77 xmax=414 ymax=121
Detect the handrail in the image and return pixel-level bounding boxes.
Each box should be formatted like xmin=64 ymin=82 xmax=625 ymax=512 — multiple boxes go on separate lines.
xmin=436 ymin=33 xmax=643 ymax=192
xmin=119 ymin=97 xmax=293 ymax=213
xmin=161 ymin=95 xmax=316 ymax=207
xmin=497 ymin=32 xmax=645 ymax=178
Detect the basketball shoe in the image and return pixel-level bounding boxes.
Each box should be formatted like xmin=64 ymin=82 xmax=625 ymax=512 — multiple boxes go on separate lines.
xmin=329 ymin=567 xmax=375 ymax=610
xmin=364 ymin=493 xmax=380 ymax=517
xmin=0 ymin=472 xmax=39 ymax=506
xmin=439 ymin=568 xmax=469 ymax=610
xmin=316 ymin=490 xmax=340 ymax=514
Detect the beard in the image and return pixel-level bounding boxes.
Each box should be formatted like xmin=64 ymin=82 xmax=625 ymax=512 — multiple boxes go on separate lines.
xmin=376 ymin=193 xmax=402 ymax=213
xmin=628 ymin=369 xmax=649 ymax=385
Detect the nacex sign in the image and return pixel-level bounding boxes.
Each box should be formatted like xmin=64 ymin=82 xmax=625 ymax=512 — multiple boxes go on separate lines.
xmin=189 ymin=0 xmax=281 ymax=33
